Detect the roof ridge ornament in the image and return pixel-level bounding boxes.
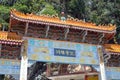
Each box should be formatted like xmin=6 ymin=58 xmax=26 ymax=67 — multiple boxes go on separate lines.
xmin=60 ymin=11 xmax=66 ymax=22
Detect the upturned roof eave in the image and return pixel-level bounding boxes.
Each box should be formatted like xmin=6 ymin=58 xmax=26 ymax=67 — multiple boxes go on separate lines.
xmin=10 ymin=9 xmax=116 ymax=34
xmin=11 ymin=14 xmax=116 ymax=34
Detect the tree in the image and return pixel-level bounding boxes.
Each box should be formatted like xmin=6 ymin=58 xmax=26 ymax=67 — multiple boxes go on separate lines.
xmin=88 ymin=0 xmax=120 ymax=44
xmin=0 ymin=0 xmax=17 ymax=6
xmin=12 ymin=0 xmax=46 ymax=13
xmin=0 ymin=5 xmax=10 ymax=30
xmin=68 ymin=0 xmax=86 ymax=19
xmin=38 ymin=3 xmax=57 ymax=16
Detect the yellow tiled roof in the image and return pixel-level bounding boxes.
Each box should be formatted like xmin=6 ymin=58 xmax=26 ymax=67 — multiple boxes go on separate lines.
xmin=0 ymin=31 xmax=23 ymax=42
xmin=11 ymin=9 xmax=116 ymax=32
xmin=104 ymin=44 xmax=120 ymax=53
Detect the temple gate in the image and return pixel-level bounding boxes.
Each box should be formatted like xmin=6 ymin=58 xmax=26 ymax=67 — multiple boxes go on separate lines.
xmin=0 ymin=9 xmax=116 ymax=80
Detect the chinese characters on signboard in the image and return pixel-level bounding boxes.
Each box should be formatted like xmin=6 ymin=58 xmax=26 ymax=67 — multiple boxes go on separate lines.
xmin=27 ymin=38 xmax=99 ymax=65
xmin=54 ymin=48 xmax=76 ymax=57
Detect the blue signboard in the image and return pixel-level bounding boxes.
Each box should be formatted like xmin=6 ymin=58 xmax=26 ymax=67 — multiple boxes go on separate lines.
xmin=27 ymin=38 xmax=99 ymax=65
xmin=0 ymin=59 xmax=20 ymax=74
xmin=106 ymin=67 xmax=120 ymax=80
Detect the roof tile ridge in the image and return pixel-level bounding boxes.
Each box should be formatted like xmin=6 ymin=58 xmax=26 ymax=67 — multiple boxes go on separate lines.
xmin=11 ymin=9 xmax=116 ymax=31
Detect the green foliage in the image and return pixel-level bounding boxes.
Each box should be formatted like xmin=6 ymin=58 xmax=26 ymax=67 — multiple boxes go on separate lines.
xmin=0 ymin=0 xmax=16 ymax=6
xmin=12 ymin=0 xmax=46 ymax=13
xmin=39 ymin=3 xmax=57 ymax=15
xmin=0 ymin=5 xmax=10 ymax=28
xmin=85 ymin=0 xmax=120 ymax=43
xmin=68 ymin=0 xmax=86 ymax=19
xmin=12 ymin=3 xmax=28 ymax=13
